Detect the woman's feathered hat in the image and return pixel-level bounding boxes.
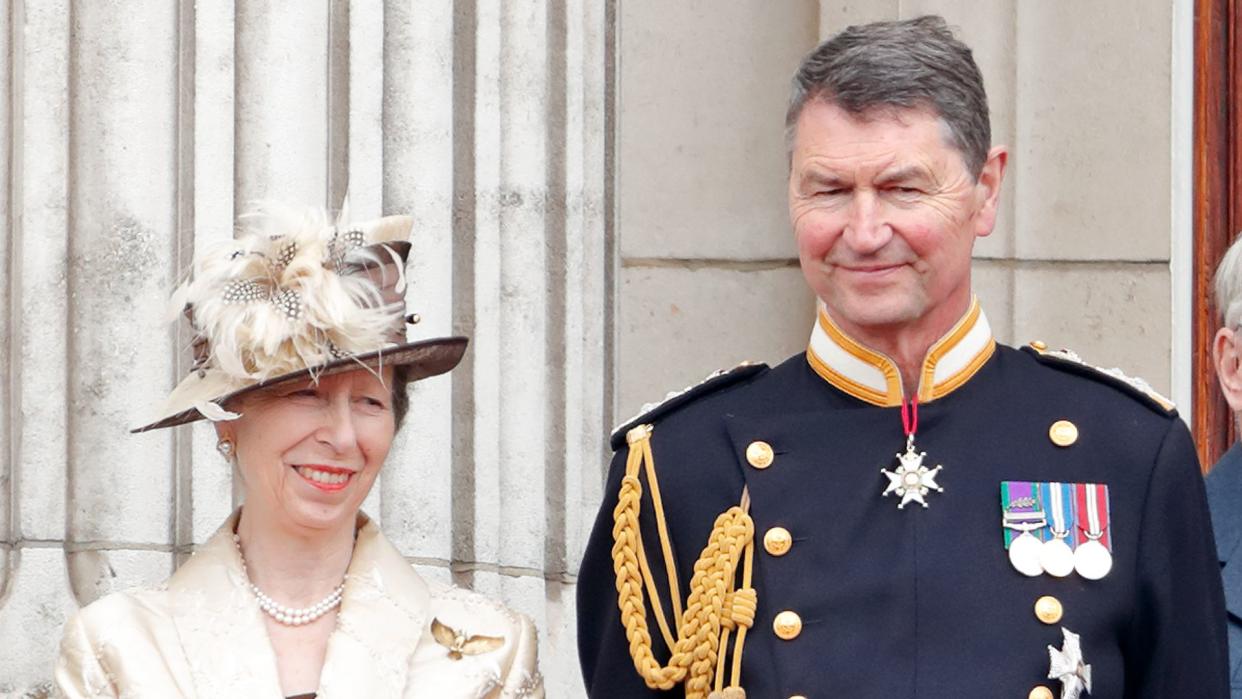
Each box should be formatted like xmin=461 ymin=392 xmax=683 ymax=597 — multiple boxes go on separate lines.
xmin=132 ymin=205 xmax=466 ymax=433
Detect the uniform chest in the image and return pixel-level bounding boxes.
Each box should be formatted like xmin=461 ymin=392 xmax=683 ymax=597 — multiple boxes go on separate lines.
xmin=723 ymin=401 xmax=1147 ymax=698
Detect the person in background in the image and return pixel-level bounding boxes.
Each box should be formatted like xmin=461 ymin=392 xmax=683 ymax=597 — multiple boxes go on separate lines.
xmin=1209 ymin=236 xmax=1242 ymax=697
xmin=55 ymin=205 xmax=543 ymax=698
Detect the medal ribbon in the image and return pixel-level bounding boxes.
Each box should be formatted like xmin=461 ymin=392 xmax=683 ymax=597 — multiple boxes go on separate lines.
xmin=1074 ymin=483 xmax=1111 ymax=549
xmin=1002 ymin=481 xmax=1045 ymax=548
xmin=1043 ymin=482 xmax=1070 ymax=539
xmin=901 ymin=395 xmax=918 ymax=440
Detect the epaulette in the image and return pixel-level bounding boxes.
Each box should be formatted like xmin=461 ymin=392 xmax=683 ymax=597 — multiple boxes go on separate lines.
xmin=1021 ymin=341 xmax=1176 ymax=417
xmin=609 ymin=361 xmax=769 ymax=450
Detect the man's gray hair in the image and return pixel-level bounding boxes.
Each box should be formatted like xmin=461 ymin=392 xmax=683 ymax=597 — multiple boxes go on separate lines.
xmin=786 ymin=15 xmax=991 ymax=177
xmin=1216 ymin=237 xmax=1242 ymax=329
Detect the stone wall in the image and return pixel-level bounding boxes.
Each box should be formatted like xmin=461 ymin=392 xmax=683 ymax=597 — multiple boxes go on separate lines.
xmin=0 ymin=1 xmax=1188 ymax=696
xmin=0 ymin=2 xmax=608 ymax=696
xmin=617 ymin=0 xmax=1186 ymax=418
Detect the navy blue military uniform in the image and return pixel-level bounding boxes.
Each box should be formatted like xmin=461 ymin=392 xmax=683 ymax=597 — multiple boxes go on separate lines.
xmin=1207 ymin=442 xmax=1242 ymax=696
xmin=578 ymin=314 xmax=1228 ymax=697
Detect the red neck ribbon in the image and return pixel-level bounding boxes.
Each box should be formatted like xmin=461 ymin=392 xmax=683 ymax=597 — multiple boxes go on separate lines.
xmin=901 ymin=395 xmax=919 ymax=438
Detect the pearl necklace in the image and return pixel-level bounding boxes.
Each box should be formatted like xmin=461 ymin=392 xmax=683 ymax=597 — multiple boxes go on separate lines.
xmin=232 ymin=533 xmax=346 ymax=626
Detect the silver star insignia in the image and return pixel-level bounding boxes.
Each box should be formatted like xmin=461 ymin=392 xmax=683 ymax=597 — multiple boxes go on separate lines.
xmin=880 ymin=442 xmax=943 ymax=509
xmin=1048 ymin=627 xmax=1093 ymax=699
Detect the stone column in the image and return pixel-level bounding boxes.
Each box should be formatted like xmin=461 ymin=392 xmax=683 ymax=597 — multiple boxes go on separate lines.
xmin=0 ymin=2 xmax=612 ymax=694
xmin=615 ymin=0 xmax=819 ymax=416
xmin=1 ymin=1 xmax=79 ymax=690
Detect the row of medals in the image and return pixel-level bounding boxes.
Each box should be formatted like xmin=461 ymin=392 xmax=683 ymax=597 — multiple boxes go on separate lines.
xmin=1007 ymin=524 xmax=1112 ymax=580
xmin=886 ymin=427 xmax=1112 ymax=581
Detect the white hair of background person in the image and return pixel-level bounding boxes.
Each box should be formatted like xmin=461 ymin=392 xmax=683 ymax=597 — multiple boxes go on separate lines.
xmin=1212 ymin=236 xmax=1242 ymax=424
xmin=1216 ymin=237 xmax=1242 ymax=330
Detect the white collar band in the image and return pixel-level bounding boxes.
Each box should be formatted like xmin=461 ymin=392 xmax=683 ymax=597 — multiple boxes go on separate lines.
xmin=806 ymin=296 xmax=996 ymax=407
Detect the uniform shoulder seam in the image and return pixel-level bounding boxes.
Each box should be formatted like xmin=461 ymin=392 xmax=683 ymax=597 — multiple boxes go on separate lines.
xmin=1020 ymin=342 xmax=1177 ymax=417
xmin=609 ymin=362 xmax=769 ymax=450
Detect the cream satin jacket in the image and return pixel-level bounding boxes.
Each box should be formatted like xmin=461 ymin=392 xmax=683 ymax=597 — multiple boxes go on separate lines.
xmin=54 ymin=512 xmax=543 ymax=698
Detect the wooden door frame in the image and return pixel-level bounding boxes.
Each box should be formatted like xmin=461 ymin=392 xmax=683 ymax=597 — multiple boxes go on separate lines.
xmin=1194 ymin=0 xmax=1238 ymax=471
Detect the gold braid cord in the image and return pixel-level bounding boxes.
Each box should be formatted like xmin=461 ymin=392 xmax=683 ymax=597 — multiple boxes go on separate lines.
xmin=611 ymin=423 xmax=757 ymax=699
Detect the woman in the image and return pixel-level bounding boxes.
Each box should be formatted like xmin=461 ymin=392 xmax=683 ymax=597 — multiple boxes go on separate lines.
xmin=54 ymin=206 xmax=543 ymax=698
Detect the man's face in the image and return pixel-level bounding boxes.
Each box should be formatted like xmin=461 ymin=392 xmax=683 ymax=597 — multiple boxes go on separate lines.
xmin=788 ymin=100 xmax=1005 ymax=338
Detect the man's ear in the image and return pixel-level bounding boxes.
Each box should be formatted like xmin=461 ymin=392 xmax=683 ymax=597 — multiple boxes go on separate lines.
xmin=1213 ymin=327 xmax=1242 ymax=414
xmin=972 ymin=145 xmax=1008 ymax=239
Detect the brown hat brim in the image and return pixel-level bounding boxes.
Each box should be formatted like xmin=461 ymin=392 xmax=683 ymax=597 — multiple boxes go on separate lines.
xmin=131 ymin=336 xmax=468 ymax=433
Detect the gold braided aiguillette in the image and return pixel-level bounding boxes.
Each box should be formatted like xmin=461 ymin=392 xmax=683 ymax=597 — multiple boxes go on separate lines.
xmin=611 ymin=424 xmax=757 ymax=698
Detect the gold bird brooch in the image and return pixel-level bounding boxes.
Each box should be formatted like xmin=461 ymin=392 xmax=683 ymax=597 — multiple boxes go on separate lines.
xmin=431 ymin=618 xmax=505 ymax=660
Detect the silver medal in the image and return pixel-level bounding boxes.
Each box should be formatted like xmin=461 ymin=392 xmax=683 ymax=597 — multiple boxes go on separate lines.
xmin=1075 ymin=483 xmax=1113 ymax=580
xmin=1074 ymin=538 xmax=1112 ymax=580
xmin=1003 ymin=489 xmax=1047 ymax=578
xmin=1048 ymin=627 xmax=1093 ymax=699
xmin=1040 ymin=536 xmax=1075 ymax=578
xmin=1039 ymin=485 xmax=1075 ymax=578
xmin=1009 ymin=531 xmax=1045 ymax=577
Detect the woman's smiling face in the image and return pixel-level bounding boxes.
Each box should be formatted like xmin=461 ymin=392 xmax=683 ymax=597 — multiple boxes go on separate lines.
xmin=219 ymin=367 xmax=396 ymax=533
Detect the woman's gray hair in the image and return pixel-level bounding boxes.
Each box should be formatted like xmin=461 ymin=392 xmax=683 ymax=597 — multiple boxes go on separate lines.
xmin=391 ymin=364 xmax=413 ymax=432
xmin=785 ymin=15 xmax=991 ymax=178
xmin=1216 ymin=237 xmax=1242 ymax=329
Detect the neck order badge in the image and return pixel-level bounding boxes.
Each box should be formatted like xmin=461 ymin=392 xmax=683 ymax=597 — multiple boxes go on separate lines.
xmin=880 ymin=397 xmax=945 ymax=509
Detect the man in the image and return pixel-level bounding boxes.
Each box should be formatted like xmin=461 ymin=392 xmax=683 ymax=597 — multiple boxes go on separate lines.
xmin=1208 ymin=238 xmax=1242 ymax=697
xmin=577 ymin=16 xmax=1227 ymax=699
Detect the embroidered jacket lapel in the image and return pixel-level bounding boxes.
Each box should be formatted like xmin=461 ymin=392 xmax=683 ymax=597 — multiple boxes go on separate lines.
xmin=317 ymin=515 xmax=431 ymax=698
xmin=168 ymin=513 xmax=284 ymax=697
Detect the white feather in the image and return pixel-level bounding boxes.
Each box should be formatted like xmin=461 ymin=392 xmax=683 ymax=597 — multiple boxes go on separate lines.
xmin=381 ymin=243 xmax=408 ymax=294
xmin=166 ymin=281 xmax=191 ymax=323
xmin=194 ymin=400 xmax=241 ymax=422
xmin=171 ymin=204 xmax=410 ymax=389
xmin=360 ymin=215 xmax=413 ymax=243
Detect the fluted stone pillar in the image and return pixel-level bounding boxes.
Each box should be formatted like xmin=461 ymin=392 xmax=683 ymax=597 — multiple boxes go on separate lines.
xmin=0 ymin=2 xmax=612 ymax=695
xmin=2 ymin=3 xmax=80 ymax=693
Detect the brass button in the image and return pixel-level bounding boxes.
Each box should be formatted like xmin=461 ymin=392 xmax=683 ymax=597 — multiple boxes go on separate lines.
xmin=1048 ymin=420 xmax=1078 ymax=447
xmin=1030 ymin=340 xmax=1048 ymax=351
xmin=773 ymin=610 xmax=802 ymax=640
xmin=746 ymin=441 xmax=774 ymax=469
xmin=763 ymin=527 xmax=793 ymax=556
xmin=1034 ymin=595 xmax=1063 ymax=625
xmin=1028 ymin=687 xmax=1054 ymax=699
